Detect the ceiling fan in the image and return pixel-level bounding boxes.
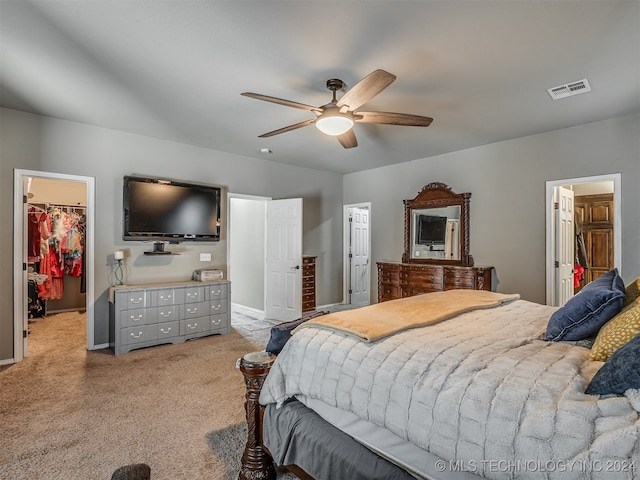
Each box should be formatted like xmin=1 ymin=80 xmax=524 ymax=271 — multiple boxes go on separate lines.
xmin=241 ymin=69 xmax=433 ymax=149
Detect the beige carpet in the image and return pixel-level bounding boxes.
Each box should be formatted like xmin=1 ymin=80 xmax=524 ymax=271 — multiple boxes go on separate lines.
xmin=0 ymin=310 xmax=294 ymax=480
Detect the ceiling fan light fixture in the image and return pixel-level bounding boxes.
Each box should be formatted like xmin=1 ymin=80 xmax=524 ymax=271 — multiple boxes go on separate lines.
xmin=315 ymin=112 xmax=353 ymax=136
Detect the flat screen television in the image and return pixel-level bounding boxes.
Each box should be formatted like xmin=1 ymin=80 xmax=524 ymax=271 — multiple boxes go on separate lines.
xmin=416 ymin=214 xmax=448 ymax=245
xmin=123 ymin=175 xmax=221 ymax=243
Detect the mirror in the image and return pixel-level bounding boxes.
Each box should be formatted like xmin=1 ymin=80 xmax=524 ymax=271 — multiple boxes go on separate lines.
xmin=402 ymin=182 xmax=472 ymax=266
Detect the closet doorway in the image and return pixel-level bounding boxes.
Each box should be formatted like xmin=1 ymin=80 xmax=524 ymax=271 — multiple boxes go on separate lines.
xmin=545 ymin=174 xmax=621 ymax=307
xmin=13 ymin=170 xmax=95 ymax=362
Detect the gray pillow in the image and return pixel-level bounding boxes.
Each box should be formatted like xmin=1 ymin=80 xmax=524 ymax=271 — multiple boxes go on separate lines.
xmin=586 ymin=332 xmax=640 ymax=396
xmin=546 ymin=269 xmax=625 ymax=341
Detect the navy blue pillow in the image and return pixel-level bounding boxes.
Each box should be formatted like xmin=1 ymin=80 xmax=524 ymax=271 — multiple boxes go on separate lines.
xmin=546 ymin=269 xmax=625 ymax=342
xmin=265 ymin=311 xmax=329 ymax=355
xmin=586 ymin=332 xmax=640 ymax=396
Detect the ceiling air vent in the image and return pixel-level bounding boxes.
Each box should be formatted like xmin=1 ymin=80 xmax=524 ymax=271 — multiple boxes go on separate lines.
xmin=547 ymin=79 xmax=591 ymax=100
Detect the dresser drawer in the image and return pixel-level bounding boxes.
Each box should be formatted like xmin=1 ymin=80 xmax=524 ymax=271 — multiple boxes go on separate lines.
xmin=208 ymin=299 xmax=228 ymax=315
xmin=121 ymin=307 xmax=158 ymax=328
xmin=121 ymin=324 xmax=156 ymax=346
xmin=184 ymin=286 xmax=205 ymax=303
xmin=445 ymin=275 xmax=476 ymax=289
xmin=208 ymin=314 xmax=230 ymax=333
xmin=379 ymin=284 xmax=400 ymax=300
xmin=157 ymin=304 xmax=180 ymax=322
xmin=180 ymin=317 xmax=209 ymax=335
xmin=157 ymin=320 xmax=180 ymax=340
xmin=206 ymin=283 xmax=229 ymax=300
xmin=120 ymin=290 xmax=151 ymax=310
xmin=183 ymin=301 xmax=208 ymax=319
xmin=154 ymin=288 xmax=180 ymax=306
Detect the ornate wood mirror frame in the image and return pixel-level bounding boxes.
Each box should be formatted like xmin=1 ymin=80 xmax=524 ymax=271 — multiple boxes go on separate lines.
xmin=402 ymin=182 xmax=473 ymax=266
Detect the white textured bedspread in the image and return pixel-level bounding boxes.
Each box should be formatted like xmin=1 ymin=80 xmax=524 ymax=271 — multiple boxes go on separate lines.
xmin=260 ymin=299 xmax=640 ymax=479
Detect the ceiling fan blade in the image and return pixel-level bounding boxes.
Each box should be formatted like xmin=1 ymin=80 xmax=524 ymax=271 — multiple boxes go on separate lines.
xmin=336 ymin=70 xmax=396 ymax=111
xmin=337 ymin=129 xmax=357 ymax=149
xmin=257 ymin=119 xmax=316 ymax=138
xmin=356 ymin=111 xmax=433 ymax=127
xmin=242 ymin=92 xmax=321 ymax=112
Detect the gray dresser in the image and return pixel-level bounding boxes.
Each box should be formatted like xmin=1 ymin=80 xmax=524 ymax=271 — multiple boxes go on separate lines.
xmin=108 ymin=280 xmax=231 ymax=355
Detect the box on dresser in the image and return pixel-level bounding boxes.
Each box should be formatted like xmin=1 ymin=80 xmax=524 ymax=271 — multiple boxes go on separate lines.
xmin=108 ymin=280 xmax=231 ymax=355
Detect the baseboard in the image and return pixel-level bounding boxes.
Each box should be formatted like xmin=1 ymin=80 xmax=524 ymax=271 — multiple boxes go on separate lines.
xmin=47 ymin=308 xmax=87 ymax=315
xmin=90 ymin=343 xmax=109 ymax=351
xmin=0 ymin=357 xmax=16 ymax=366
xmin=232 ymin=303 xmax=265 ymax=320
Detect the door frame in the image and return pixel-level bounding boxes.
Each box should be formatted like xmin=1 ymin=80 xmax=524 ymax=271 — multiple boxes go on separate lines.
xmin=343 ymin=202 xmax=372 ymax=306
xmin=545 ymin=173 xmax=621 ymax=306
xmin=13 ymin=169 xmax=96 ymax=362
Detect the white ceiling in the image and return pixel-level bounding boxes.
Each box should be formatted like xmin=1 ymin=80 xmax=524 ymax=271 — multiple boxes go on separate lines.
xmin=1 ymin=1 xmax=638 ymax=175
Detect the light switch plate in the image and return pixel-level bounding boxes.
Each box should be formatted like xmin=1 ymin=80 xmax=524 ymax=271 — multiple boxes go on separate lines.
xmin=200 ymin=253 xmax=212 ymax=262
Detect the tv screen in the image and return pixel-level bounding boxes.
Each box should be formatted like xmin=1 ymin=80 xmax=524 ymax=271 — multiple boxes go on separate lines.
xmin=123 ymin=176 xmax=221 ymax=242
xmin=416 ymin=215 xmax=447 ymax=245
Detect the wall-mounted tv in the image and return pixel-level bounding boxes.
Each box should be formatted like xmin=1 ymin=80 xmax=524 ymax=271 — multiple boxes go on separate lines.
xmin=123 ymin=175 xmax=221 ymax=243
xmin=416 ymin=214 xmax=448 ymax=245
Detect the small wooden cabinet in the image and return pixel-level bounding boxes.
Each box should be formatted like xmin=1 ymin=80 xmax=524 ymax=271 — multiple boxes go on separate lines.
xmin=109 ymin=280 xmax=231 ymax=355
xmin=302 ymin=256 xmax=316 ymax=312
xmin=377 ymin=262 xmax=493 ymax=303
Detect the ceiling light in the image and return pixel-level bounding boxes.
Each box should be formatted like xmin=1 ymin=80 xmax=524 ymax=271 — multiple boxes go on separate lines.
xmin=315 ymin=108 xmax=354 ymax=136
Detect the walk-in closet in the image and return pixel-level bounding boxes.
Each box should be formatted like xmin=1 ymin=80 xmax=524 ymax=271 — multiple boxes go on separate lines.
xmin=25 ymin=177 xmax=88 ymax=351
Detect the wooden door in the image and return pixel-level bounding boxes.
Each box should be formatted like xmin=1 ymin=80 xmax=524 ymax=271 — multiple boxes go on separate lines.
xmin=574 ymin=193 xmax=614 ymax=290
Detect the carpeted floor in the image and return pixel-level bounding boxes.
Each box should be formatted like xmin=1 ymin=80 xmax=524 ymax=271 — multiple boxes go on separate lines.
xmin=0 ymin=310 xmax=295 ymax=480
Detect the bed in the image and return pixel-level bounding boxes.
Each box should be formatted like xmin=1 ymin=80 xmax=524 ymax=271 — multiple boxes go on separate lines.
xmin=239 ymin=271 xmax=640 ymax=480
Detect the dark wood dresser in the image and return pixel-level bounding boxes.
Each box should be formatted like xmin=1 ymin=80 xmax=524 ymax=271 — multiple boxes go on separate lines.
xmin=377 ymin=262 xmax=493 ymax=303
xmin=302 ymin=256 xmax=316 ymax=312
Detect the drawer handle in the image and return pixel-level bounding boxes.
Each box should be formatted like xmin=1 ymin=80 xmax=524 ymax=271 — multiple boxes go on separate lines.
xmin=211 ymin=289 xmax=221 ymax=295
xmin=211 ymin=318 xmax=221 ymax=326
xmin=130 ymin=314 xmax=143 ymax=322
xmin=211 ymin=305 xmax=221 ymax=311
xmin=160 ymin=295 xmax=172 ymax=301
xmin=160 ymin=327 xmax=172 ymax=334
xmin=187 ymin=292 xmax=199 ymax=298
xmin=187 ymin=307 xmax=198 ymax=314
xmin=130 ymin=331 xmax=143 ymax=339
xmin=160 ymin=311 xmax=172 ymax=317
xmin=130 ymin=298 xmax=143 ymax=304
xmin=187 ymin=323 xmax=198 ymax=330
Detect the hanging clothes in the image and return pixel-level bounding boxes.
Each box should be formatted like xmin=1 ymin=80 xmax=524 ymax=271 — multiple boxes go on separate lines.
xmin=27 ymin=206 xmax=45 ymax=259
xmin=573 ymin=212 xmax=589 ymax=291
xmin=31 ymin=204 xmax=85 ymax=300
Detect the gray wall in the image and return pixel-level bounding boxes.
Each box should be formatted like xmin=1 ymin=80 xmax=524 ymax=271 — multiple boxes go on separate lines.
xmin=344 ymin=114 xmax=640 ymax=304
xmin=3 ymin=108 xmax=638 ymax=361
xmin=0 ymin=108 xmax=344 ymax=360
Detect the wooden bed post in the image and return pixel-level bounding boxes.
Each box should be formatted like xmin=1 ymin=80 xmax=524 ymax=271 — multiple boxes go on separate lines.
xmin=238 ymin=352 xmax=277 ymax=480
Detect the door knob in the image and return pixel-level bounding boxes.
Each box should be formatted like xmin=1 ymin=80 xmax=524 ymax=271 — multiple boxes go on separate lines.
xmin=291 ymin=265 xmax=300 ymax=270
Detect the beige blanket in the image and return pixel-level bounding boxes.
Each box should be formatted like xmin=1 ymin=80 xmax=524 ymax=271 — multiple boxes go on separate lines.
xmin=293 ymin=290 xmax=521 ymax=342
